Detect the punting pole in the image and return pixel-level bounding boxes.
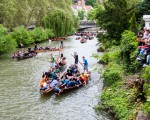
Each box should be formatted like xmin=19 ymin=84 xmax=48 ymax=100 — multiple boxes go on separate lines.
xmin=71 ymin=54 xmax=83 ymax=67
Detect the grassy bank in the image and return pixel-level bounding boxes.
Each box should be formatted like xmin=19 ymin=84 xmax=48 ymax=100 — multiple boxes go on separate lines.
xmin=94 ymin=31 xmax=150 ymax=120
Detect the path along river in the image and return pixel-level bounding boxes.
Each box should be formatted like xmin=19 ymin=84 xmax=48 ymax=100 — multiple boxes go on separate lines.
xmin=0 ymin=35 xmax=113 ymax=120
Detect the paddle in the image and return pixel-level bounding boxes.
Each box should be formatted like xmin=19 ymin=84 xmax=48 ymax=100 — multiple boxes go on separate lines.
xmin=71 ymin=54 xmax=83 ymax=67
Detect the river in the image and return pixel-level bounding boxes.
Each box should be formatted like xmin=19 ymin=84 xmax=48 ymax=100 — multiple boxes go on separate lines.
xmin=0 ymin=35 xmax=113 ymax=120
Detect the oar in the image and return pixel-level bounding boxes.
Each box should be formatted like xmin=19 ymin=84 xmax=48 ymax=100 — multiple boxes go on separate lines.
xmin=71 ymin=54 xmax=83 ymax=67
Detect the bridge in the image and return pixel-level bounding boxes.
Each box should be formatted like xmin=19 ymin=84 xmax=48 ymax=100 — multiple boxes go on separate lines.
xmin=79 ymin=20 xmax=96 ymax=30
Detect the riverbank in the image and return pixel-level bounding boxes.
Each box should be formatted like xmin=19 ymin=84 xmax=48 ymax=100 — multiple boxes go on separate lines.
xmin=95 ymin=31 xmax=150 ymax=120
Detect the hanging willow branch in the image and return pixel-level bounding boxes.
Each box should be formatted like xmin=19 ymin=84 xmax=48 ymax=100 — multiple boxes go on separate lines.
xmin=42 ymin=8 xmax=75 ymax=37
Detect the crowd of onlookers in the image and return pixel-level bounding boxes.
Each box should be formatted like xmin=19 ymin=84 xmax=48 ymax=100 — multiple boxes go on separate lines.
xmin=136 ymin=27 xmax=150 ymax=67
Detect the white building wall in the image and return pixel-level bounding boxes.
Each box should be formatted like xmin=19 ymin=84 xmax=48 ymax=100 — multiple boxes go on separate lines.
xmin=143 ymin=15 xmax=150 ymax=29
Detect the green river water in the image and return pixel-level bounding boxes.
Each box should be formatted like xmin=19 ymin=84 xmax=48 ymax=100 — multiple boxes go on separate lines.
xmin=0 ymin=35 xmax=113 ymax=120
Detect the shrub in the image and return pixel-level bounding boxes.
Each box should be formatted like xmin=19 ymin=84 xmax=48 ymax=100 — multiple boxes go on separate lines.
xmin=120 ymin=30 xmax=138 ymax=73
xmin=100 ymin=53 xmax=109 ymax=65
xmin=11 ymin=26 xmax=33 ymax=46
xmin=97 ymin=82 xmax=135 ymax=120
xmin=0 ymin=24 xmax=17 ymax=55
xmin=142 ymin=66 xmax=150 ymax=82
xmin=45 ymin=29 xmax=55 ymax=38
xmin=103 ymin=62 xmax=122 ymax=86
xmin=30 ymin=27 xmax=48 ymax=43
xmin=143 ymin=84 xmax=150 ymax=115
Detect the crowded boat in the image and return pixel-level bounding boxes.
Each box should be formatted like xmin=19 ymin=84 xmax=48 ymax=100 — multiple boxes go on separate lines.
xmin=39 ymin=64 xmax=91 ymax=95
xmin=12 ymin=48 xmax=37 ymax=60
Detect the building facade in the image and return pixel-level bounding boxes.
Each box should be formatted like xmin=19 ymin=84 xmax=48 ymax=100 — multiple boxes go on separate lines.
xmin=71 ymin=0 xmax=93 ymax=19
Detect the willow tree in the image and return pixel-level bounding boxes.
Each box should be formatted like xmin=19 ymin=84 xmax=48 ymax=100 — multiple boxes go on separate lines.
xmin=27 ymin=0 xmax=50 ymax=26
xmin=43 ymin=9 xmax=74 ymax=37
xmin=0 ymin=0 xmax=16 ymax=28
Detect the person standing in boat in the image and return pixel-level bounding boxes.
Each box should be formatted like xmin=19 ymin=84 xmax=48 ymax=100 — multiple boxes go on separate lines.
xmin=50 ymin=53 xmax=55 ymax=69
xmin=60 ymin=49 xmax=63 ymax=58
xmin=34 ymin=43 xmax=37 ymax=50
xmin=60 ymin=41 xmax=63 ymax=48
xmin=49 ymin=39 xmax=51 ymax=47
xmin=74 ymin=52 xmax=78 ymax=65
xmin=82 ymin=56 xmax=88 ymax=73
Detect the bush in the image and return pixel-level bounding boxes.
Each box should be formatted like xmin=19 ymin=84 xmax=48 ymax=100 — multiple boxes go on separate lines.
xmin=11 ymin=26 xmax=33 ymax=46
xmin=120 ymin=30 xmax=138 ymax=73
xmin=97 ymin=82 xmax=136 ymax=120
xmin=0 ymin=25 xmax=17 ymax=55
xmin=45 ymin=29 xmax=55 ymax=38
xmin=103 ymin=62 xmax=122 ymax=86
xmin=142 ymin=66 xmax=150 ymax=82
xmin=99 ymin=53 xmax=109 ymax=65
xmin=143 ymin=84 xmax=150 ymax=115
xmin=108 ymin=46 xmax=121 ymax=64
xmin=30 ymin=27 xmax=48 ymax=43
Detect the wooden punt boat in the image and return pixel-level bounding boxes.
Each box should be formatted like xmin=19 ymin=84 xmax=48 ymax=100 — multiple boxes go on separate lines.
xmin=40 ymin=66 xmax=91 ymax=95
xmin=59 ymin=83 xmax=84 ymax=94
xmin=40 ymin=82 xmax=85 ymax=95
xmin=16 ymin=53 xmax=37 ymax=60
xmin=34 ymin=48 xmax=62 ymax=53
xmin=51 ymin=37 xmax=67 ymax=41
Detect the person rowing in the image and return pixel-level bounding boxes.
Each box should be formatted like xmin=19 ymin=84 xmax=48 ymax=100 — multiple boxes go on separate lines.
xmin=82 ymin=56 xmax=88 ymax=73
xmin=74 ymin=52 xmax=78 ymax=65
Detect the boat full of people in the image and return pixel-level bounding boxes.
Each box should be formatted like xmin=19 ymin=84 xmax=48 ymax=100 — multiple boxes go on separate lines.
xmin=12 ymin=48 xmax=37 ymax=60
xmin=39 ymin=64 xmax=91 ymax=95
xmin=34 ymin=46 xmax=62 ymax=53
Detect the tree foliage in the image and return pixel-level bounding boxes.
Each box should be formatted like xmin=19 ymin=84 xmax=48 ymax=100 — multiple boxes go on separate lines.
xmin=135 ymin=1 xmax=150 ymax=21
xmin=11 ymin=26 xmax=33 ymax=46
xmin=120 ymin=30 xmax=138 ymax=73
xmin=0 ymin=25 xmax=17 ymax=55
xmin=0 ymin=0 xmax=78 ymax=55
xmin=30 ymin=27 xmax=48 ymax=43
xmin=43 ymin=8 xmax=75 ymax=37
xmin=85 ymin=0 xmax=96 ymax=7
xmin=78 ymin=10 xmax=85 ymax=20
xmin=0 ymin=0 xmax=76 ymax=30
xmin=95 ymin=0 xmax=133 ymax=42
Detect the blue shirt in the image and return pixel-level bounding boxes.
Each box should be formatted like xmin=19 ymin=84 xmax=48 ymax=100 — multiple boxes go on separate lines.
xmin=83 ymin=58 xmax=88 ymax=66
